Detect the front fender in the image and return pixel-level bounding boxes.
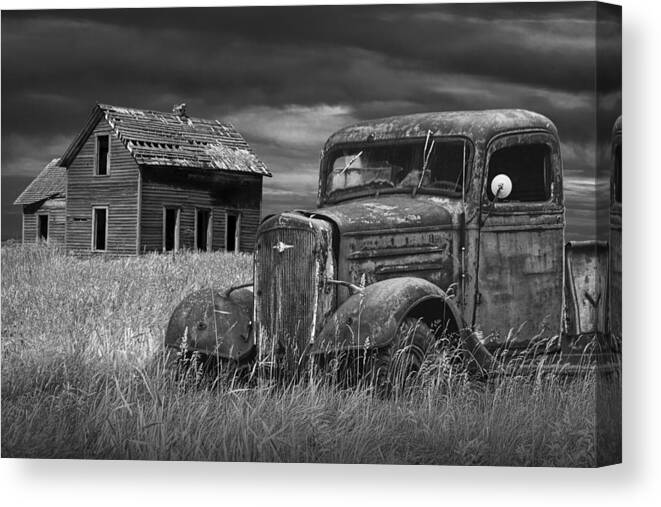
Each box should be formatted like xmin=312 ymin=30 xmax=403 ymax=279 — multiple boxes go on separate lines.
xmin=311 ymin=277 xmax=462 ymax=354
xmin=165 ymin=287 xmax=255 ymax=361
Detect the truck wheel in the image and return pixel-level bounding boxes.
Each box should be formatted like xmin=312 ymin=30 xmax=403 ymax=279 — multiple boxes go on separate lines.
xmin=370 ymin=318 xmax=435 ymax=394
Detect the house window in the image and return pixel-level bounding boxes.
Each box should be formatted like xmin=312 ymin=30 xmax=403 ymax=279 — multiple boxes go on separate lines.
xmin=487 ymin=143 xmax=551 ymax=202
xmin=195 ymin=208 xmax=211 ymax=251
xmin=37 ymin=214 xmax=49 ymax=242
xmin=92 ymin=207 xmax=108 ymax=251
xmin=226 ymin=212 xmax=240 ymax=252
xmin=163 ymin=208 xmax=180 ymax=252
xmin=96 ymin=135 xmax=110 ymax=176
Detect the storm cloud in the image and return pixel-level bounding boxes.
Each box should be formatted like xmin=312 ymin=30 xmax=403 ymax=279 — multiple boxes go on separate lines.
xmin=1 ymin=3 xmax=621 ymax=240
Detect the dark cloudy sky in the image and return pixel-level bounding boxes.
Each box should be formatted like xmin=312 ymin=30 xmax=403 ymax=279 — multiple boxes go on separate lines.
xmin=1 ymin=2 xmax=621 ymax=241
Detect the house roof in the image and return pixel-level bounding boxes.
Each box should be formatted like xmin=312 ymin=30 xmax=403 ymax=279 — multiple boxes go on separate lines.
xmin=13 ymin=158 xmax=66 ymax=206
xmin=59 ymin=104 xmax=271 ymax=177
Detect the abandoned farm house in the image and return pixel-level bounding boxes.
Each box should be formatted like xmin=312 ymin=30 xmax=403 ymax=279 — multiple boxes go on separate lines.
xmin=13 ymin=158 xmax=67 ymax=245
xmin=49 ymin=103 xmax=270 ymax=255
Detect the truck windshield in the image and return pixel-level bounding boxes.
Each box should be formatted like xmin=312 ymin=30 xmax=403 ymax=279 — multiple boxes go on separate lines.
xmin=326 ymin=139 xmax=468 ymax=199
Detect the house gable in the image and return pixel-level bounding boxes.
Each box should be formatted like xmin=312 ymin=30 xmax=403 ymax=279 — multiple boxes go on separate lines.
xmin=65 ymin=116 xmax=140 ymax=255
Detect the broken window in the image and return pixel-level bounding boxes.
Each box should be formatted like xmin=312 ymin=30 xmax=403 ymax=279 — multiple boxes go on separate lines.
xmin=487 ymin=143 xmax=551 ymax=202
xmin=37 ymin=214 xmax=48 ymax=242
xmin=96 ymin=135 xmax=110 ymax=175
xmin=163 ymin=208 xmax=180 ymax=252
xmin=327 ymin=139 xmax=468 ymax=199
xmin=92 ymin=207 xmax=107 ymax=251
xmin=226 ymin=212 xmax=239 ymax=252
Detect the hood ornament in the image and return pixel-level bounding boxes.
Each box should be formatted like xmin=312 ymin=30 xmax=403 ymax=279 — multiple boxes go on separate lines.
xmin=273 ymin=241 xmax=294 ymax=253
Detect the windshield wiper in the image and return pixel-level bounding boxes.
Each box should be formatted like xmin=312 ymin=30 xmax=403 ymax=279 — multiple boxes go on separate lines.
xmin=413 ymin=130 xmax=435 ymax=197
xmin=339 ymin=150 xmax=364 ymax=175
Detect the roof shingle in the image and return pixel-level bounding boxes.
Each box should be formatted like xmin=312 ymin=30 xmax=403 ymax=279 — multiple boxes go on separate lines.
xmin=14 ymin=158 xmax=66 ymax=205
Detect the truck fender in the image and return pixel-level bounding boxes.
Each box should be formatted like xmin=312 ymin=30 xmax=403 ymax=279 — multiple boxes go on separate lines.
xmin=165 ymin=287 xmax=255 ymax=362
xmin=311 ymin=277 xmax=494 ymax=371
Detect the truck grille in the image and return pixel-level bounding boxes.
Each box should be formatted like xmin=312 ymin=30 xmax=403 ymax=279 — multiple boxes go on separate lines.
xmin=255 ymin=221 xmax=321 ymax=363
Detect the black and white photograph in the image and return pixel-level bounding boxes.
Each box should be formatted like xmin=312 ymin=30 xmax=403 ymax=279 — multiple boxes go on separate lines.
xmin=1 ymin=0 xmax=622 ymax=470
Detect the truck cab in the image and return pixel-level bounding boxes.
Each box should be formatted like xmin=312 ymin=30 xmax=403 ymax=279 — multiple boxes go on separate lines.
xmin=254 ymin=109 xmax=566 ymax=365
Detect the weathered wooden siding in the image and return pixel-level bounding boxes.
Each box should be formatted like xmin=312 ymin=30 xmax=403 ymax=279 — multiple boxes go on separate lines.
xmin=139 ymin=167 xmax=262 ymax=253
xmin=21 ymin=198 xmax=66 ymax=245
xmin=65 ymin=121 xmax=139 ymax=255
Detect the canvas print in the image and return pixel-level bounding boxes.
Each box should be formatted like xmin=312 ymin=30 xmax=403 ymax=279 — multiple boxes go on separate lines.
xmin=1 ymin=2 xmax=621 ymax=466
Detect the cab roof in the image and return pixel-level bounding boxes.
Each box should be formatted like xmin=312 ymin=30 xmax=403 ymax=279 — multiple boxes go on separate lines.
xmin=323 ymin=109 xmax=557 ymax=150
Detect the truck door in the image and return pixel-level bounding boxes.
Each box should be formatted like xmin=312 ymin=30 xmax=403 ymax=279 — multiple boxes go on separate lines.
xmin=476 ymin=132 xmax=565 ymax=348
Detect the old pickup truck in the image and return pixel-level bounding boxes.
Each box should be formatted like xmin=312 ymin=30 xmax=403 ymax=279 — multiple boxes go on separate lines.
xmin=166 ymin=109 xmax=620 ymax=380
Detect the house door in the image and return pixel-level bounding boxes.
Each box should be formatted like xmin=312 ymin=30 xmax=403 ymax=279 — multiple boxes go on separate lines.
xmin=163 ymin=208 xmax=180 ymax=252
xmin=92 ymin=207 xmax=108 ymax=251
xmin=226 ymin=212 xmax=240 ymax=252
xmin=195 ymin=209 xmax=211 ymax=251
xmin=37 ymin=214 xmax=49 ymax=242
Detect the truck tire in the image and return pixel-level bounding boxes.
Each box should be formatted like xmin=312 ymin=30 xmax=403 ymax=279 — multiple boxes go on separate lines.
xmin=370 ymin=317 xmax=435 ymax=394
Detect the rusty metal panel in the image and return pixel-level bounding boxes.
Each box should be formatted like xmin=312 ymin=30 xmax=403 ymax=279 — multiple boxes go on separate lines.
xmin=565 ymin=241 xmax=609 ymax=335
xmin=305 ymin=195 xmax=463 ymax=303
xmin=165 ymin=288 xmax=254 ymax=361
xmin=477 ymin=222 xmax=565 ymax=348
xmin=340 ymin=229 xmax=458 ymax=302
xmin=322 ymin=110 xmax=557 ymax=156
xmin=313 ymin=277 xmax=451 ymax=352
xmin=310 ymin=195 xmax=455 ymax=232
xmin=254 ymin=213 xmax=335 ymax=364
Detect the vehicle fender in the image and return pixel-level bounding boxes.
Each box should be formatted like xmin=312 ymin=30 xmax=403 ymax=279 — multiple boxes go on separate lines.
xmin=165 ymin=287 xmax=254 ymax=361
xmin=312 ymin=277 xmax=462 ymax=352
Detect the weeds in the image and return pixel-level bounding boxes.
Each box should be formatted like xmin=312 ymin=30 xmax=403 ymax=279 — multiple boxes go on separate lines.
xmin=1 ymin=243 xmax=618 ymax=465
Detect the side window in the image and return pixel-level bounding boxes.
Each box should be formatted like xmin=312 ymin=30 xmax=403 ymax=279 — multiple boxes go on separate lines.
xmin=487 ymin=143 xmax=551 ymax=202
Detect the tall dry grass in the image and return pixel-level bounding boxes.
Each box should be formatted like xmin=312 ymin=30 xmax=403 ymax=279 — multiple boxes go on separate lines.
xmin=1 ymin=243 xmax=617 ymax=465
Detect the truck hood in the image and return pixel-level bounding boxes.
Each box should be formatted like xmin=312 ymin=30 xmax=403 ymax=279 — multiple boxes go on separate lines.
xmin=298 ymin=195 xmax=458 ymax=235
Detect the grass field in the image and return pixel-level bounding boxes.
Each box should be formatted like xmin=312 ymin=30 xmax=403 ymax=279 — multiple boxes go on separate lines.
xmin=1 ymin=243 xmax=619 ymax=465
